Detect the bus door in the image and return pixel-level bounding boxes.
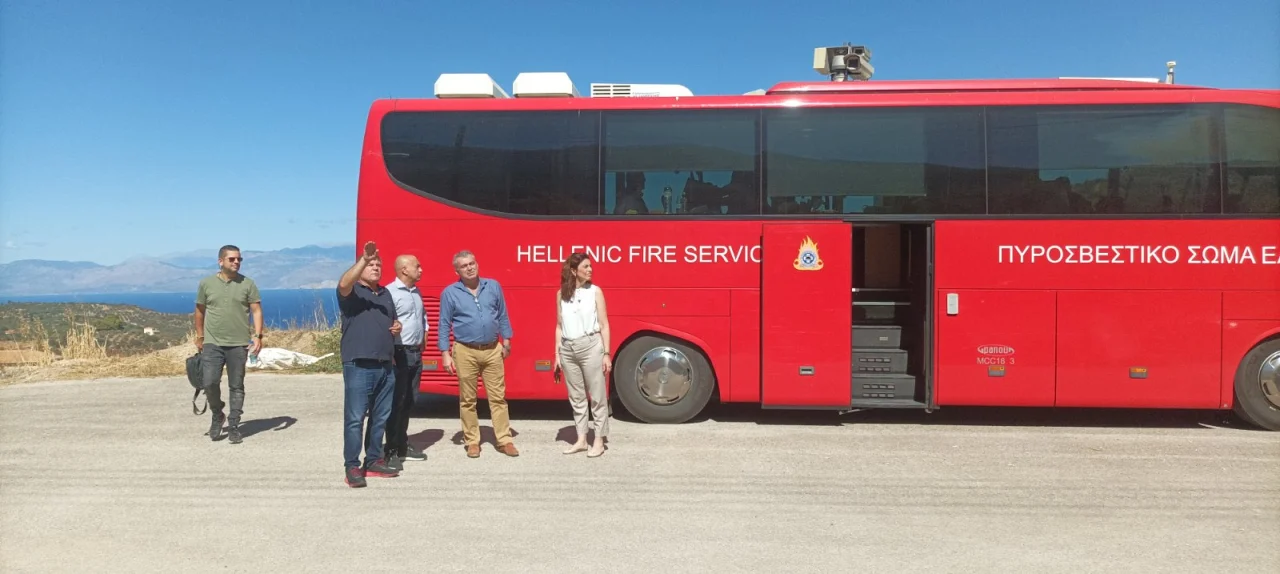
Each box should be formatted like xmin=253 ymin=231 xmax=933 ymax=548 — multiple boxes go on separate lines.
xmin=761 ymin=222 xmax=852 ymax=408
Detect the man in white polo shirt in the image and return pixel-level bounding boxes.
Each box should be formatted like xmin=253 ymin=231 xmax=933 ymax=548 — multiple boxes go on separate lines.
xmin=384 ymin=254 xmax=428 ymax=472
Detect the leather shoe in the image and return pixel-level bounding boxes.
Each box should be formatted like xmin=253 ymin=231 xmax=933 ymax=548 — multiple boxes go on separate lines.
xmin=496 ymin=442 xmax=520 ymax=457
xmin=466 ymin=444 xmax=480 ymax=458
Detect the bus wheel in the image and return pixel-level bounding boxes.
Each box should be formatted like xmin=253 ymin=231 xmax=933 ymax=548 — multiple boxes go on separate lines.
xmin=614 ymin=335 xmax=715 ymax=424
xmin=1233 ymin=338 xmax=1280 ymax=431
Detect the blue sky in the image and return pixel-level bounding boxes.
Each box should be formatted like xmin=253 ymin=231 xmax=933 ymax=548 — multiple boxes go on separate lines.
xmin=1 ymin=0 xmax=1276 ymax=264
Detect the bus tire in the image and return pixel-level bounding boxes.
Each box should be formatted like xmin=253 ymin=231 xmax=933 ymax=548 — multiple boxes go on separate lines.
xmin=1232 ymin=338 xmax=1280 ymax=431
xmin=613 ymin=335 xmax=716 ymax=424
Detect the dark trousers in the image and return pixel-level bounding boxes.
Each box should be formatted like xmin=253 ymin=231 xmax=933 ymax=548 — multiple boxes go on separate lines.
xmin=343 ymin=359 xmax=394 ymax=469
xmin=385 ymin=345 xmax=423 ymax=457
xmin=202 ymin=344 xmax=247 ymax=424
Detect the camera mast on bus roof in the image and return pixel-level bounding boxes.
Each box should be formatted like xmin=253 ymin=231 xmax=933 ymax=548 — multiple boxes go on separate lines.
xmin=814 ymin=43 xmax=873 ymax=81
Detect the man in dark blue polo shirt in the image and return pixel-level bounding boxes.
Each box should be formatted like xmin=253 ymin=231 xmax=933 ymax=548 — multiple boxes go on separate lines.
xmin=337 ymin=241 xmax=402 ymax=488
xmin=439 ymin=250 xmax=518 ymax=459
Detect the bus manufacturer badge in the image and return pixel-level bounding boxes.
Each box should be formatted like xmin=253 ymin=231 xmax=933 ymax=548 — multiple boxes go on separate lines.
xmin=794 ymin=236 xmax=824 ymax=271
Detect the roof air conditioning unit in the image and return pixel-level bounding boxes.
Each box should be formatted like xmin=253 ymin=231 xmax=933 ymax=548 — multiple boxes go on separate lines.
xmin=589 ymin=83 xmax=694 ymax=98
xmin=434 ymin=73 xmax=510 ymax=98
xmin=512 ymin=72 xmax=580 ymax=97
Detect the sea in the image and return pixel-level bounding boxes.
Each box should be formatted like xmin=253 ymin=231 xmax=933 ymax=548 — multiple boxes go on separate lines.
xmin=0 ymin=289 xmax=340 ymax=329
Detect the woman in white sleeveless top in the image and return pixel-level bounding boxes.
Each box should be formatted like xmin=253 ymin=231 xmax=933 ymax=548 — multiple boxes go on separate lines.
xmin=553 ymin=252 xmax=612 ymax=457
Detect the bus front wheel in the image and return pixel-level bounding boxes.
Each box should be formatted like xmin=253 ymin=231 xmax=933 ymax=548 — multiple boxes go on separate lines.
xmin=613 ymin=335 xmax=716 ymax=424
xmin=1233 ymin=338 xmax=1280 ymax=431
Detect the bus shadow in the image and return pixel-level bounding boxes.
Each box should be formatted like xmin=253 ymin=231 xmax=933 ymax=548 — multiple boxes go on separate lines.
xmin=709 ymin=403 xmax=1258 ymax=431
xmin=408 ymin=393 xmax=1258 ymax=431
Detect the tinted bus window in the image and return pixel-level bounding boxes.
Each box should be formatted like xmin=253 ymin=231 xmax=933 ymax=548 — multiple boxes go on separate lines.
xmin=381 ymin=111 xmax=599 ymax=215
xmin=764 ymin=107 xmax=986 ymax=214
xmin=987 ymin=105 xmax=1219 ymax=215
xmin=602 ymin=110 xmax=759 ymax=215
xmin=1224 ymin=104 xmax=1280 ymax=214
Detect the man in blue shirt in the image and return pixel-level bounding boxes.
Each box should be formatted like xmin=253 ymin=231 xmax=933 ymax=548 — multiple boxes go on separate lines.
xmin=337 ymin=241 xmax=402 ymax=488
xmin=383 ymin=254 xmax=428 ymax=471
xmin=438 ymin=250 xmax=518 ymax=458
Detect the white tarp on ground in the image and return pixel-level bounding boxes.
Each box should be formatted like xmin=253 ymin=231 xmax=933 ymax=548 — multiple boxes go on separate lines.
xmin=246 ymin=348 xmax=333 ymax=370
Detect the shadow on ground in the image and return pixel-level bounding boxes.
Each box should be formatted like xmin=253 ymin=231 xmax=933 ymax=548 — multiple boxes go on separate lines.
xmin=409 ymin=392 xmax=1256 ymax=432
xmin=235 ymin=416 xmax=298 ymax=439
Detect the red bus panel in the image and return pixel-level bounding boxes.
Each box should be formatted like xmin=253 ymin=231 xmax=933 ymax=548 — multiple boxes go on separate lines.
xmin=1055 ymin=291 xmax=1222 ymax=408
xmin=935 ymin=220 xmax=1280 ymax=292
xmin=934 ymin=290 xmax=1058 ymax=406
xmin=1223 ymin=291 xmax=1280 ymax=321
xmin=729 ymin=290 xmax=762 ymax=404
xmin=761 ymin=222 xmax=851 ymax=407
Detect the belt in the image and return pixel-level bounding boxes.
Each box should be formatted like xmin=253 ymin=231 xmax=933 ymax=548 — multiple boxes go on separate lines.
xmin=396 ymin=344 xmax=422 ymax=351
xmin=457 ymin=340 xmax=499 ymax=350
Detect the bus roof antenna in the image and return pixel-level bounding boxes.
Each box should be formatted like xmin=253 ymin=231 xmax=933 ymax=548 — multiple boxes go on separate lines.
xmin=1166 ymin=61 xmax=1177 ymax=84
xmin=814 ymin=43 xmax=874 ymax=81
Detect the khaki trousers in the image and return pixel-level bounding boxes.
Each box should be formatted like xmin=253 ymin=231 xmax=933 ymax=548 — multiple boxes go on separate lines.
xmin=559 ymin=333 xmax=610 ymax=438
xmin=454 ymin=342 xmax=512 ymax=447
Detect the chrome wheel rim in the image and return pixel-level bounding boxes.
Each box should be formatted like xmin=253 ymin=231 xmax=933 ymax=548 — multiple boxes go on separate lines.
xmin=634 ymin=346 xmax=694 ymax=406
xmin=1260 ymin=350 xmax=1280 ymax=410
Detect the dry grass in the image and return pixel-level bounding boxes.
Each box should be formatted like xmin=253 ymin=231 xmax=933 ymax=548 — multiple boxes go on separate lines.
xmin=60 ymin=309 xmax=109 ymax=361
xmin=0 ymin=311 xmax=54 ymax=367
xmin=0 ymin=301 xmax=341 ymax=385
xmin=0 ymin=325 xmax=335 ymax=385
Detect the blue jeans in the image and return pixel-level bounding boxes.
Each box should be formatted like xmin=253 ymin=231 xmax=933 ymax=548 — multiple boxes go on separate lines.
xmin=343 ymin=360 xmax=394 ymax=469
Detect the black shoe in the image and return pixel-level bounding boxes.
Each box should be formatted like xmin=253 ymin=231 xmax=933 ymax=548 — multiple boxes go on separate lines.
xmin=386 ymin=455 xmax=403 ymax=472
xmin=403 ymin=446 xmax=427 ymax=461
xmin=345 ymin=467 xmax=367 ymax=488
xmin=227 ymin=424 xmax=243 ymax=444
xmin=208 ymin=413 xmax=225 ymax=441
xmin=364 ymin=459 xmax=399 ymax=478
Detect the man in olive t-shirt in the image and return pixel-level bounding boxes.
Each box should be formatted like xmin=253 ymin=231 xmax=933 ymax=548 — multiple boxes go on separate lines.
xmin=195 ymin=244 xmax=264 ymax=444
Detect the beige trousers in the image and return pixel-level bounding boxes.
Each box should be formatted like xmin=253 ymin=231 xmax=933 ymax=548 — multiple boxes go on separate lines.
xmin=559 ymin=333 xmax=610 ymax=438
xmin=454 ymin=342 xmax=512 ymax=447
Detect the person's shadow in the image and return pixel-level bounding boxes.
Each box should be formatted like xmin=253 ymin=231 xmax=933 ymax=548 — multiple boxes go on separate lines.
xmin=233 ymin=416 xmax=298 ymax=439
xmin=555 ymin=426 xmax=608 ymax=451
xmin=449 ymin=427 xmax=522 ymax=448
xmin=406 ymin=428 xmax=446 ymax=453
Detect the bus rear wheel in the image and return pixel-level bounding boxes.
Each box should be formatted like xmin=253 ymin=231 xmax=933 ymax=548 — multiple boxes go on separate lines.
xmin=613 ymin=335 xmax=715 ymax=424
xmin=1233 ymin=338 xmax=1280 ymax=431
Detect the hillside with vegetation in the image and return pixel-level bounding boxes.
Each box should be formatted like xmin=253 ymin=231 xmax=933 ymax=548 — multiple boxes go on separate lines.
xmin=0 ymin=302 xmax=339 ymax=383
xmin=0 ymin=303 xmax=193 ymax=356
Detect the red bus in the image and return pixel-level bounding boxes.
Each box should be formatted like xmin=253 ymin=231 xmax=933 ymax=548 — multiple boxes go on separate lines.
xmin=355 ymin=70 xmax=1280 ymax=431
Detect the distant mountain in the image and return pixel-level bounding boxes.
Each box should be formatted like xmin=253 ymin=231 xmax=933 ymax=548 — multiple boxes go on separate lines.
xmin=0 ymin=244 xmax=356 ymax=296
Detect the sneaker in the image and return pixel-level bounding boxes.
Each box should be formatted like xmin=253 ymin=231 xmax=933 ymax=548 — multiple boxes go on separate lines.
xmin=403 ymin=445 xmax=427 ymax=461
xmin=227 ymin=424 xmax=243 ymax=445
xmin=345 ymin=467 xmax=367 ymax=488
xmin=386 ymin=455 xmax=403 ymax=472
xmin=364 ymin=459 xmax=399 ymax=478
xmin=208 ymin=413 xmax=225 ymax=441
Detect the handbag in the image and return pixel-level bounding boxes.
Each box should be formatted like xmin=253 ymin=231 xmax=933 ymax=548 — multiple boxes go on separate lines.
xmin=184 ymin=352 xmax=209 ymax=415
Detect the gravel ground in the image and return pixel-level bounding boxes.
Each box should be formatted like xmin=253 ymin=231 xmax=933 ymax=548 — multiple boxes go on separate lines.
xmin=1 ymin=374 xmax=1277 ymax=573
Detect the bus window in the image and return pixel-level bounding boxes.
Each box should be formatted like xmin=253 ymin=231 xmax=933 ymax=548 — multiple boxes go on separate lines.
xmin=1224 ymin=104 xmax=1280 ymax=214
xmin=381 ymin=111 xmax=599 ymax=215
xmin=764 ymin=106 xmax=986 ymax=215
xmin=602 ymin=110 xmax=759 ymax=215
xmin=987 ymin=104 xmax=1220 ymax=215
